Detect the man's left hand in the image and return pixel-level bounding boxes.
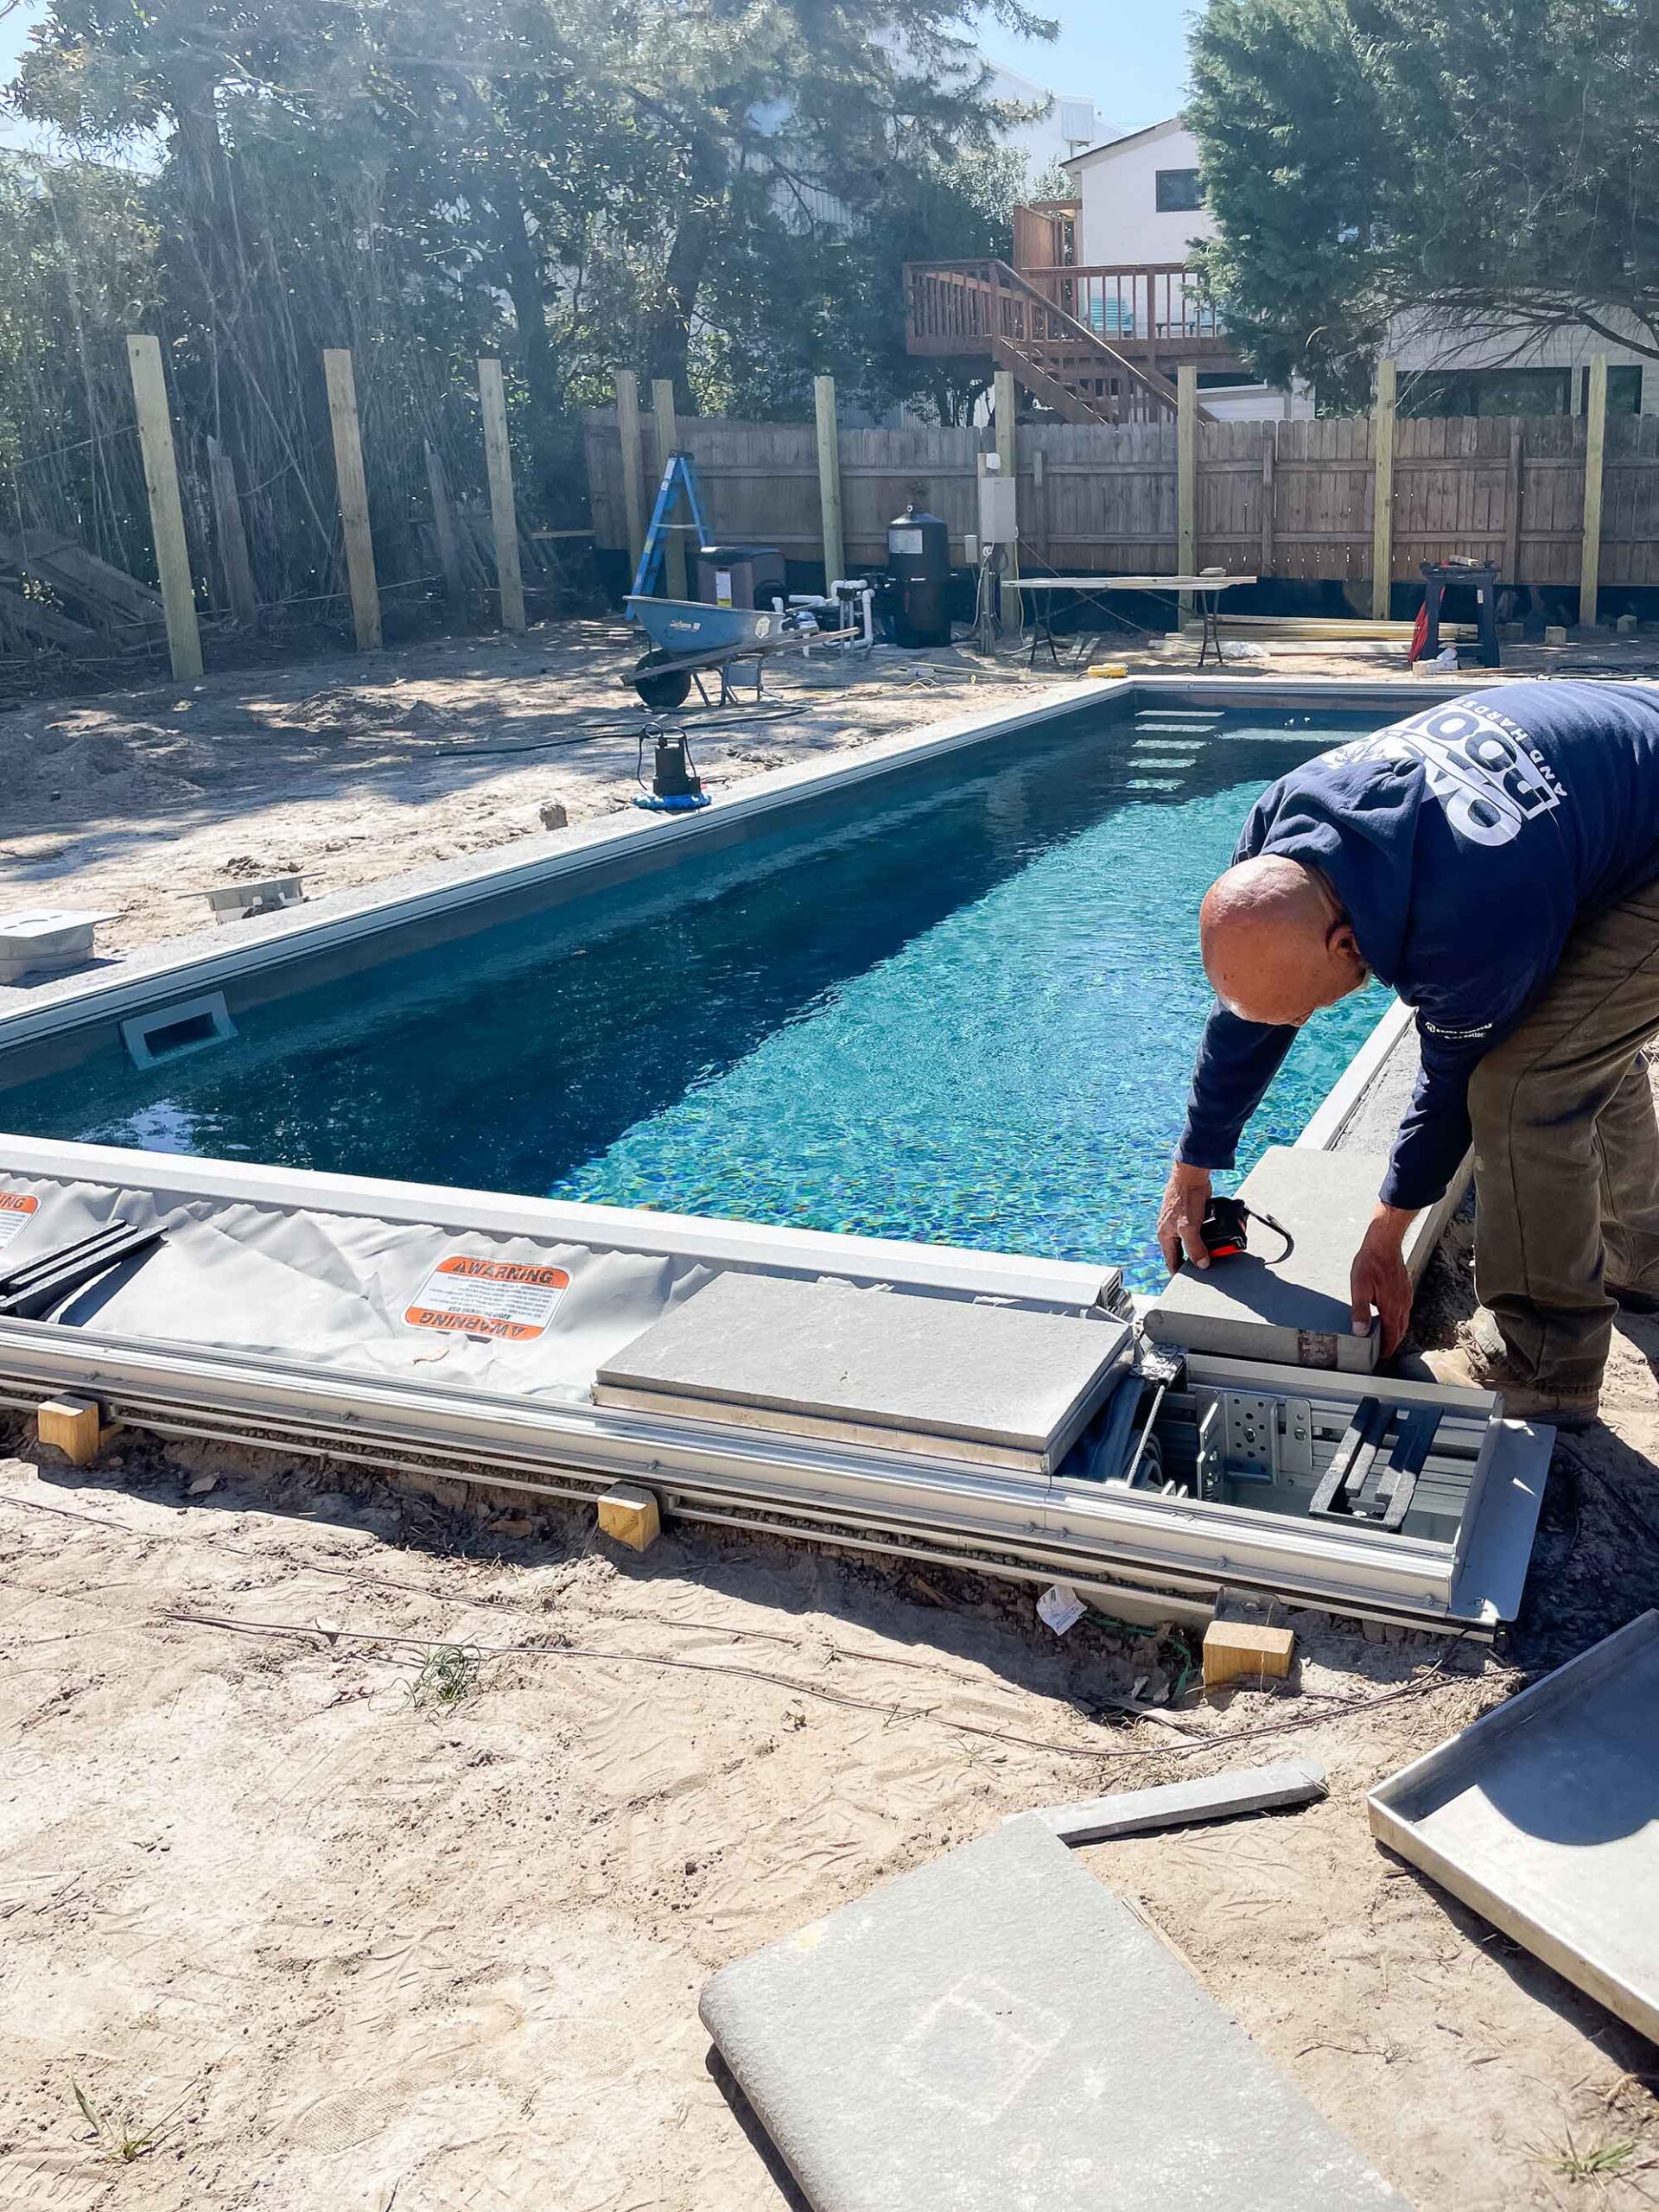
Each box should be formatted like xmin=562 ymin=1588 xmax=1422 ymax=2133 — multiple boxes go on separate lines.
xmin=1350 ymin=1203 xmax=1418 ymax=1355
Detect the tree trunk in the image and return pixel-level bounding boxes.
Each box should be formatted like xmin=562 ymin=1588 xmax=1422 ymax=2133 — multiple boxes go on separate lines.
xmin=644 ymin=202 xmax=718 ymax=416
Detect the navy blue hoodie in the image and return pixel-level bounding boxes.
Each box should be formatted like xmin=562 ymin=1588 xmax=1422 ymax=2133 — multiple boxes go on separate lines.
xmin=1178 ymin=682 xmax=1659 ymax=1210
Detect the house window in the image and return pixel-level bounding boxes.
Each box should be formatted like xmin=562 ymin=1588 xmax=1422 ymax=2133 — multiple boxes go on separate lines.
xmin=1155 ymin=168 xmax=1204 ymax=213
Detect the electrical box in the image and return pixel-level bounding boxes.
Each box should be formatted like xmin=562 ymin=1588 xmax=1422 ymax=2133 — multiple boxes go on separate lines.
xmin=976 ymin=456 xmax=1017 ymax=547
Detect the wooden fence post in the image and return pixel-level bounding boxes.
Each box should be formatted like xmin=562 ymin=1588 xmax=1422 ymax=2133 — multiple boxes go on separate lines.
xmin=125 ymin=334 xmax=203 ymax=681
xmin=478 ymin=357 xmax=527 ymax=632
xmin=207 ymin=435 xmax=257 ymax=625
xmin=424 ymin=440 xmax=467 ymax=615
xmin=813 ymin=374 xmax=845 ymax=587
xmin=321 ymin=347 xmax=381 ymax=651
xmin=994 ymin=366 xmax=1019 ymax=630
xmin=1580 ymin=353 xmax=1609 ymax=628
xmin=652 ymin=377 xmax=689 ymax=600
xmin=1370 ymin=358 xmax=1396 ymax=622
xmin=1503 ymin=426 xmax=1525 ymax=587
xmin=1260 ymin=422 xmax=1276 ymax=576
xmin=616 ymin=370 xmax=646 ymax=575
xmin=1177 ymin=364 xmax=1198 ymax=620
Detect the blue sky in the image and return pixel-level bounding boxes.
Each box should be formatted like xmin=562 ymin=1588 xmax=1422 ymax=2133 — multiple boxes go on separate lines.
xmin=1 ymin=1 xmax=1206 ymax=151
xmin=977 ymin=2 xmax=1209 ymax=134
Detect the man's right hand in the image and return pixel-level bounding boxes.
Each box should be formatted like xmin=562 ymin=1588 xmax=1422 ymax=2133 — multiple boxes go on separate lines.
xmin=1157 ymin=1161 xmax=1213 ymax=1274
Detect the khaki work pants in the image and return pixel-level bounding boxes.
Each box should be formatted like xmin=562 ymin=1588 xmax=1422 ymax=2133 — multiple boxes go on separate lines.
xmin=1468 ymin=878 xmax=1659 ymax=1395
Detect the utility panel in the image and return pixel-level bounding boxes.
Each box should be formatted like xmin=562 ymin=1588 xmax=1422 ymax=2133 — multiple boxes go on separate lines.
xmin=977 ymin=455 xmax=1018 ymax=547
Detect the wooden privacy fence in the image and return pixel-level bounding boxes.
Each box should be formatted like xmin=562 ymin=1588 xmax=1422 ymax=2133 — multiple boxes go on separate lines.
xmin=588 ymin=359 xmax=1659 ymax=626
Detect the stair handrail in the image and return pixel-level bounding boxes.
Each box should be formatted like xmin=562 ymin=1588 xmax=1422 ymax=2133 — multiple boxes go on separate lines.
xmin=905 ymin=259 xmax=1210 ymax=422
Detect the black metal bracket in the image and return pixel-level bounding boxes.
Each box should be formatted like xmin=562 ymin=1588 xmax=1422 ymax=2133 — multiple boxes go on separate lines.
xmin=1308 ymin=1398 xmax=1442 ymax=1531
xmin=0 ymin=1219 xmax=165 ymax=1320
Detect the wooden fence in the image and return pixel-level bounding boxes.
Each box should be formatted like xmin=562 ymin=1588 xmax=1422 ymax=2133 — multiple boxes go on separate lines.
xmin=587 ymin=365 xmax=1659 ymax=618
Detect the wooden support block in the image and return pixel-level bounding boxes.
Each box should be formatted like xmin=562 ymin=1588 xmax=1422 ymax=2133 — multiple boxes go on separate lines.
xmin=597 ymin=1481 xmax=661 ymax=1552
xmin=1203 ymin=1618 xmax=1296 ymax=1691
xmin=36 ymin=1396 xmax=103 ymax=1467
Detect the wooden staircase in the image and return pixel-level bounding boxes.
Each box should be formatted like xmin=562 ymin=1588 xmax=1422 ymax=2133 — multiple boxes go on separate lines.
xmin=904 ymin=259 xmax=1208 ymax=425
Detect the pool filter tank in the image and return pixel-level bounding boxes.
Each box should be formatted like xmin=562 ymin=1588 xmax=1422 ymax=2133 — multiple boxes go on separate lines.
xmin=887 ymin=504 xmax=951 ymax=648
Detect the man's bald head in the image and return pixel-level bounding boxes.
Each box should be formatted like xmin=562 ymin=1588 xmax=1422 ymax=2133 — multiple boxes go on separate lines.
xmin=1200 ymin=855 xmax=1370 ymax=1027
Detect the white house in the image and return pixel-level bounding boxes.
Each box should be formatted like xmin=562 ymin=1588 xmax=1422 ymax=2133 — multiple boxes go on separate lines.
xmin=981 ymin=63 xmax=1107 ymax=176
xmin=1064 ymin=121 xmax=1656 ymax=419
xmin=1059 ymin=118 xmax=1312 ymax=423
xmin=1385 ymin=308 xmax=1656 ymax=418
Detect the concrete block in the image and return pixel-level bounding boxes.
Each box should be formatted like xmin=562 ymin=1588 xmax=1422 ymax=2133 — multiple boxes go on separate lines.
xmin=1499 ymin=620 xmax=1525 ymax=641
xmin=1544 ymin=624 xmax=1568 ymax=647
xmin=1204 ymin=1618 xmax=1296 ymax=1690
xmin=596 ymin=1273 xmax=1132 ymax=1473
xmin=538 ymin=799 xmax=569 ymax=830
xmin=1144 ymin=1146 xmax=1452 ymax=1373
xmin=1025 ymin=1759 xmax=1326 ymax=1845
xmin=1618 ymin=613 xmax=1640 ymax=637
xmin=597 ymin=1481 xmax=660 ymax=1551
xmin=36 ymin=1396 xmax=103 ymax=1466
xmin=0 ymin=908 xmax=117 ymax=985
xmin=701 ymin=1816 xmax=1402 ymax=2210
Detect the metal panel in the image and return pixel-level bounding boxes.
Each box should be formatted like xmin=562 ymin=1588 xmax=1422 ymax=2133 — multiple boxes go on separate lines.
xmin=1369 ymin=1613 xmax=1659 ymax=2041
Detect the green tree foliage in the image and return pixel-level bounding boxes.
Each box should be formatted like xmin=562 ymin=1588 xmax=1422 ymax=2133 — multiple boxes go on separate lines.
xmin=2 ymin=0 xmax=1052 ymax=610
xmin=1188 ymin=0 xmax=1659 ymax=401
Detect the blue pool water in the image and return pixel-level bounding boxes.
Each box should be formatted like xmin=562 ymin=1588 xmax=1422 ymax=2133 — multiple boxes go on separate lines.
xmin=3 ymin=703 xmax=1389 ymax=1289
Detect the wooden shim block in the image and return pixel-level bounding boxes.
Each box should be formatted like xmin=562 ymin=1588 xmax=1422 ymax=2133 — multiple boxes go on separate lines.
xmin=1203 ymin=1618 xmax=1296 ymax=1690
xmin=597 ymin=1481 xmax=661 ymax=1552
xmin=207 ymin=435 xmax=257 ymax=623
xmin=813 ymin=374 xmax=844 ymax=588
xmin=125 ymin=334 xmax=203 ymax=681
xmin=1025 ymin=1759 xmax=1327 ymax=1847
xmin=36 ymin=1396 xmax=102 ymax=1467
xmin=1580 ymin=354 xmax=1608 ymax=627
xmin=322 ymin=346 xmax=382 ymax=652
xmin=478 ymin=357 xmax=527 ymax=632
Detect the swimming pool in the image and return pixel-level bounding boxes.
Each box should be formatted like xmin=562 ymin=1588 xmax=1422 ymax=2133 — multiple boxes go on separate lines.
xmin=0 ymin=696 xmax=1385 ymax=1290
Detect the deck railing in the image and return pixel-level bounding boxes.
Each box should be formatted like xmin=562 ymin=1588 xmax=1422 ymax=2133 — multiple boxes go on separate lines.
xmin=1023 ymin=264 xmax=1227 ymax=350
xmin=901 ymin=259 xmax=1186 ymax=421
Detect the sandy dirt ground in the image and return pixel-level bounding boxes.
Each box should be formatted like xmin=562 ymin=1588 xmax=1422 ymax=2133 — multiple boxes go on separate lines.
xmin=0 ymin=621 xmax=1045 ymax=962
xmin=2 ymin=621 xmax=1659 ymax=2209
xmin=3 ymin=613 xmax=1654 ymax=966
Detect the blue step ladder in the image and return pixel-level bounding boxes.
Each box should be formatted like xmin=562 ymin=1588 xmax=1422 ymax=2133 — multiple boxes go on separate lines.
xmin=631 ymin=450 xmax=712 ymax=600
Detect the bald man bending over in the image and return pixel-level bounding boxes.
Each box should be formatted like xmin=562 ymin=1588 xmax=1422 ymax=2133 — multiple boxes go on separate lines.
xmin=1157 ymin=681 xmax=1659 ymax=1428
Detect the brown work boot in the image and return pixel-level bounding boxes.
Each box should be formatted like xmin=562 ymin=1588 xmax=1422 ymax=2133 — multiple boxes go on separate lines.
xmin=1421 ymin=1324 xmax=1599 ymax=1430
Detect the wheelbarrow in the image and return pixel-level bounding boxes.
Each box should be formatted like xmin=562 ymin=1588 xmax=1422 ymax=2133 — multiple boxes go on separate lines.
xmin=624 ymin=595 xmax=786 ymax=708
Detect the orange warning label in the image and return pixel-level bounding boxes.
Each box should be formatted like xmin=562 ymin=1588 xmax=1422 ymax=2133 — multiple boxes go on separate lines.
xmin=404 ymin=1254 xmax=569 ymax=1340
xmin=0 ymin=1191 xmax=40 ymax=1253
